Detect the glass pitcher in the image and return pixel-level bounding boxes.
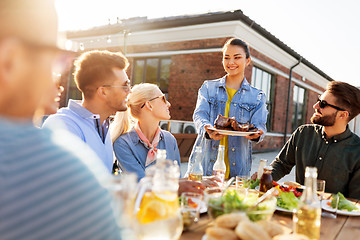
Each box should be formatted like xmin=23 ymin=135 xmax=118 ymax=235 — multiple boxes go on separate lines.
xmin=134 ymin=150 xmax=183 ymax=240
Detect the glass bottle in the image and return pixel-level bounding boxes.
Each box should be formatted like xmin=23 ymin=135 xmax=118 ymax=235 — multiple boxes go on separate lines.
xmin=257 ymin=159 xmax=267 ymax=180
xmin=259 ymin=166 xmax=273 ymax=193
xmin=293 ymin=167 xmax=321 ymax=240
xmin=212 ymin=145 xmax=226 ymax=183
xmin=156 ymin=149 xmax=167 ymax=165
xmin=144 ymin=149 xmax=167 ymax=178
xmin=188 ymin=146 xmax=203 ymax=182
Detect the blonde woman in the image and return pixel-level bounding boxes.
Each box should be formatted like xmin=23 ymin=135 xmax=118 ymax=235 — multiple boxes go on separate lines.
xmin=111 ymin=83 xmax=180 ymax=180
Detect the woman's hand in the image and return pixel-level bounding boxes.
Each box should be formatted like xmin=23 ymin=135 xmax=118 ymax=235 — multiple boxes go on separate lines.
xmin=244 ymin=129 xmax=264 ymax=141
xmin=178 ymin=176 xmax=221 ymax=196
xmin=202 ymin=176 xmax=221 ymax=188
xmin=178 ymin=179 xmax=205 ymax=195
xmin=204 ymin=124 xmax=225 ymax=140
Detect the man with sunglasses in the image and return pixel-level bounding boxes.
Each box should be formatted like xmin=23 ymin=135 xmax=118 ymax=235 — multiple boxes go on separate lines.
xmin=0 ymin=0 xmax=122 ymax=239
xmin=270 ymin=81 xmax=360 ymax=199
xmin=43 ymin=50 xmax=131 ymax=172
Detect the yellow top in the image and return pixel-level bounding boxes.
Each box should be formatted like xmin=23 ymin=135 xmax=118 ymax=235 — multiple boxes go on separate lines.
xmin=220 ymin=87 xmax=237 ymax=179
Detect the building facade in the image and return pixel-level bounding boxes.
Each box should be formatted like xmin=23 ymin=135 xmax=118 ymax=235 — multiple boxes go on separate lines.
xmin=62 ymin=10 xmax=355 ymax=152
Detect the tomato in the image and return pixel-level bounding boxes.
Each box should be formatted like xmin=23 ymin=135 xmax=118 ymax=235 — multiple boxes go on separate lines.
xmin=187 ymin=198 xmax=198 ymax=208
xmin=294 ymin=191 xmax=302 ymax=198
xmin=272 ymin=180 xmax=302 ymax=197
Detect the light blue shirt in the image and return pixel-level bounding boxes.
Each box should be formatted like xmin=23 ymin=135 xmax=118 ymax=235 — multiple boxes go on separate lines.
xmin=43 ymin=100 xmax=113 ymax=172
xmin=186 ymin=76 xmax=268 ymax=177
xmin=0 ymin=117 xmax=121 ymax=239
xmin=113 ymin=128 xmax=181 ymax=180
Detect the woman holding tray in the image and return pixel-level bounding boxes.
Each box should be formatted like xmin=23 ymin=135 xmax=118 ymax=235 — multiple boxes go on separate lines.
xmin=186 ymin=38 xmax=268 ymax=179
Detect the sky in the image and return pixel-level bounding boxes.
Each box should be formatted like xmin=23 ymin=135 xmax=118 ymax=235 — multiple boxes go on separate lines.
xmin=55 ymin=0 xmax=360 ymax=87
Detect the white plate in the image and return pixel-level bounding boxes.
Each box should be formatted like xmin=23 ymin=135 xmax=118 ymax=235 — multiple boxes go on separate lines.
xmin=202 ymin=234 xmax=207 ymax=240
xmin=321 ymin=199 xmax=360 ymax=216
xmin=199 ymin=201 xmax=207 ymax=214
xmin=276 ymin=206 xmax=294 ymax=214
xmin=207 ymin=127 xmax=259 ymax=136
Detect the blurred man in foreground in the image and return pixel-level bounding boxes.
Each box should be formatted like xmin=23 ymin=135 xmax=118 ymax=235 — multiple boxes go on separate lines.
xmin=43 ymin=50 xmax=130 ymax=172
xmin=271 ymin=81 xmax=360 ymax=199
xmin=0 ymin=0 xmax=122 ymax=239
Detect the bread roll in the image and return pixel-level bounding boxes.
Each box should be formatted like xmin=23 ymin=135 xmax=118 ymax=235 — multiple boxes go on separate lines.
xmin=273 ymin=233 xmax=309 ymax=240
xmin=215 ymin=212 xmax=248 ymax=229
xmin=257 ymin=220 xmax=291 ymax=237
xmin=235 ymin=221 xmax=271 ymax=240
xmin=234 ymin=223 xmax=252 ymax=240
xmin=206 ymin=236 xmax=219 ymax=240
xmin=206 ymin=227 xmax=238 ymax=240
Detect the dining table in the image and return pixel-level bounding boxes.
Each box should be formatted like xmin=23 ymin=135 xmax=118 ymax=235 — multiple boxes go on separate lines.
xmin=180 ymin=197 xmax=360 ymax=240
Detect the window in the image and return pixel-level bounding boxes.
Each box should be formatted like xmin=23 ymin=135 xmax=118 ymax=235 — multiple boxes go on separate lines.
xmin=292 ymin=85 xmax=306 ymax=131
xmin=133 ymin=58 xmax=171 ymax=93
xmin=251 ymin=66 xmax=274 ymax=131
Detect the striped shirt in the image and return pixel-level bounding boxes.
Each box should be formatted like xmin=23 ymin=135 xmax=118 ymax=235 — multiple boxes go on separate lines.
xmin=0 ymin=117 xmax=122 ymax=240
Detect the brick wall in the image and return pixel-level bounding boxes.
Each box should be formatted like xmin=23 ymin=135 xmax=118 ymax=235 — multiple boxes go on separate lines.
xmin=168 ymin=52 xmax=225 ymax=120
xmin=253 ymin=135 xmax=284 ymax=152
xmin=272 ymin=75 xmax=290 ymax=133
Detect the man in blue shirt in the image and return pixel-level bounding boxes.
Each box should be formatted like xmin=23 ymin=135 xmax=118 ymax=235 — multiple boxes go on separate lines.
xmin=44 ymin=50 xmax=131 ymax=172
xmin=0 ymin=0 xmax=122 ymax=239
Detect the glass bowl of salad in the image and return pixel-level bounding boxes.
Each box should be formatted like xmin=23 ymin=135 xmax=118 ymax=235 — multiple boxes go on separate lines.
xmin=204 ymin=187 xmax=276 ymax=221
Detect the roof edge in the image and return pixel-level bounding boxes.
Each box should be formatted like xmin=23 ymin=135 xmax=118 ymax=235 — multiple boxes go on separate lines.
xmin=66 ymin=10 xmax=334 ymax=82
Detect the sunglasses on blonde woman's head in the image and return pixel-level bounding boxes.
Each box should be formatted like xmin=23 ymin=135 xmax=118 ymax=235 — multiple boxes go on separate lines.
xmin=141 ymin=95 xmax=167 ymax=108
xmin=317 ymin=96 xmax=345 ymax=111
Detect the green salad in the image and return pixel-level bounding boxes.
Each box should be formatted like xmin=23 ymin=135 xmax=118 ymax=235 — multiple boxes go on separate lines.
xmin=276 ymin=191 xmax=300 ymax=210
xmin=207 ymin=188 xmax=275 ymax=221
xmin=241 ymin=179 xmax=260 ymax=189
xmin=331 ymin=192 xmax=359 ymax=212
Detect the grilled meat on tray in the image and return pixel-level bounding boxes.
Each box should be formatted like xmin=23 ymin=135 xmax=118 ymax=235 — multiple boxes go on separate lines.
xmin=214 ymin=114 xmax=235 ymax=129
xmin=214 ymin=114 xmax=257 ymax=132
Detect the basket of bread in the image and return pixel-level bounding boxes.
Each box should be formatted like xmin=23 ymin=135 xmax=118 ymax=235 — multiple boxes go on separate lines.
xmin=204 ymin=212 xmax=309 ymax=240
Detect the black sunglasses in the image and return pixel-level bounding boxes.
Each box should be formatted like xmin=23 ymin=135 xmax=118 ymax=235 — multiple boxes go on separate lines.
xmin=141 ymin=95 xmax=167 ymax=108
xmin=317 ymin=97 xmax=345 ymax=111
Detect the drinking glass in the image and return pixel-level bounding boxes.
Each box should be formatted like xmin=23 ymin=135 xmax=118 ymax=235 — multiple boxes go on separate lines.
xmin=181 ymin=192 xmax=203 ymax=229
xmin=236 ymin=174 xmax=251 ymax=189
xmin=316 ymin=179 xmax=326 ymax=202
xmin=104 ymin=173 xmax=138 ymax=239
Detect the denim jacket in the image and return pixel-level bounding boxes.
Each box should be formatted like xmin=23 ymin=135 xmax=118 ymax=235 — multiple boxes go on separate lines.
xmin=113 ymin=128 xmax=181 ymax=180
xmin=186 ymin=76 xmax=268 ymax=178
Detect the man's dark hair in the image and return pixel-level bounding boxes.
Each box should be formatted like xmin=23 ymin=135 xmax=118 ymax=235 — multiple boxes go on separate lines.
xmin=74 ymin=50 xmax=129 ymax=99
xmin=327 ymin=81 xmax=360 ymax=121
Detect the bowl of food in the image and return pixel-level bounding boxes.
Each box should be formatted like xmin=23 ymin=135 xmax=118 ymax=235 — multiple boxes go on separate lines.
xmin=204 ymin=187 xmax=276 ymax=221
